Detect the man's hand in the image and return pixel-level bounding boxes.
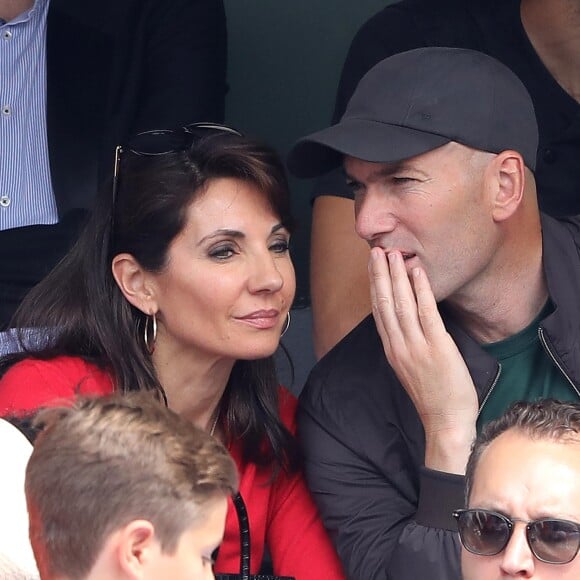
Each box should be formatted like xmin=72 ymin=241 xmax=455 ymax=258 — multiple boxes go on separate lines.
xmin=369 ymin=248 xmax=478 ymax=474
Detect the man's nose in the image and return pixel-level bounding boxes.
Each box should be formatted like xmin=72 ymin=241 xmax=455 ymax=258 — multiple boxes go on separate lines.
xmin=499 ymin=526 xmax=535 ymax=577
xmin=354 ymin=188 xmax=398 ymax=242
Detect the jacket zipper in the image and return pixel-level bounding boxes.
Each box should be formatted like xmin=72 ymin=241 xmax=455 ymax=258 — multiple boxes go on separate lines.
xmin=476 ymin=363 xmax=502 ymax=419
xmin=538 ymin=327 xmax=580 ymax=398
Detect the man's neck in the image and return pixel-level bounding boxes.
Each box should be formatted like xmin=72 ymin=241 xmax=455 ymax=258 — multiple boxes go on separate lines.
xmin=444 ymin=225 xmax=548 ymax=344
xmin=0 ymin=0 xmax=34 ymax=21
xmin=521 ymin=0 xmax=580 ymax=102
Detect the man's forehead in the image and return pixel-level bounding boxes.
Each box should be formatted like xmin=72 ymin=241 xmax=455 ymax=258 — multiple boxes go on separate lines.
xmin=343 ymin=141 xmax=493 ymax=181
xmin=342 ymin=157 xmax=409 ymax=179
xmin=342 ymin=146 xmax=455 ymax=180
xmin=478 ymin=429 xmax=580 ymax=476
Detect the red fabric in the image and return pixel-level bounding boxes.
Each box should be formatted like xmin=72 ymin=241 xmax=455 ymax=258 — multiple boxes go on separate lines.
xmin=0 ymin=356 xmax=344 ymax=579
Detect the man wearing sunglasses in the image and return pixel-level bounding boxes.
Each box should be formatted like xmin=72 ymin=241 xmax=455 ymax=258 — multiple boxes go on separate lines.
xmin=456 ymin=399 xmax=580 ymax=578
xmin=288 ymin=47 xmax=580 ymax=579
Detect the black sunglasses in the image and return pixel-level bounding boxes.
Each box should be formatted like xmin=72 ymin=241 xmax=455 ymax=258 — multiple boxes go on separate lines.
xmin=110 ymin=122 xmax=242 ymax=241
xmin=453 ymin=508 xmax=580 ymax=565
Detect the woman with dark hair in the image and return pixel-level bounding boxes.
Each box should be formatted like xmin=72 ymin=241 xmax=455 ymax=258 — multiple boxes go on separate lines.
xmin=0 ymin=125 xmax=344 ymax=579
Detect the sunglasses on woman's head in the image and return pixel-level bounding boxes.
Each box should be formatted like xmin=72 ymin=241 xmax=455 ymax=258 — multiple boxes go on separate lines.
xmin=113 ymin=122 xmax=242 ymax=197
xmin=453 ymin=508 xmax=580 ymax=565
xmin=110 ymin=122 xmax=242 ymax=239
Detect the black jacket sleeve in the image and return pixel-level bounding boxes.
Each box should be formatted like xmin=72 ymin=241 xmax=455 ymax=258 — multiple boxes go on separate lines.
xmin=298 ymin=322 xmax=464 ymax=579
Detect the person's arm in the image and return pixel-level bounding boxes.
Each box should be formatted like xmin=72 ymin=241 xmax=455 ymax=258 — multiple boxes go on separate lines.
xmin=368 ymin=249 xmax=477 ymax=475
xmin=300 ymin=251 xmax=478 ymax=578
xmin=311 ymin=195 xmax=370 ymax=359
xmin=299 ymin=384 xmax=463 ymax=580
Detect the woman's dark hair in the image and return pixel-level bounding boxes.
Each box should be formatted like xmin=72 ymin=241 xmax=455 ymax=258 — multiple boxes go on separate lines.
xmin=2 ymin=130 xmax=300 ymax=472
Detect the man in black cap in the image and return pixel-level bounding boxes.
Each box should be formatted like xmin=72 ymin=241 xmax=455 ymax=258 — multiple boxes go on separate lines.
xmin=288 ymin=47 xmax=580 ymax=579
xmin=309 ymin=0 xmax=580 ymax=362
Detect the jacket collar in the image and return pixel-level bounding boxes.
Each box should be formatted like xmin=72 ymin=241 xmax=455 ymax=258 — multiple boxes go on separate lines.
xmin=536 ymin=214 xmax=580 ymax=389
xmin=443 ymin=214 xmax=580 ymax=401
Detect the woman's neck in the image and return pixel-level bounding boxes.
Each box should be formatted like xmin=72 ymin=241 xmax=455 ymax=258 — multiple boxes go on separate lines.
xmin=152 ymin=343 xmax=235 ymax=433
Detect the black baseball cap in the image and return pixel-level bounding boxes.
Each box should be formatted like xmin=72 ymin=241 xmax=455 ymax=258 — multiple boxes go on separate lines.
xmin=287 ymin=47 xmax=538 ymax=178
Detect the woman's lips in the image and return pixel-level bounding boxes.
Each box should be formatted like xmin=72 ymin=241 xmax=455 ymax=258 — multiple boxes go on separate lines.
xmin=236 ymin=310 xmax=280 ymax=329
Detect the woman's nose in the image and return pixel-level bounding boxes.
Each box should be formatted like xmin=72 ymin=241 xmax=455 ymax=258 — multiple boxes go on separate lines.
xmin=247 ymin=255 xmax=284 ymax=293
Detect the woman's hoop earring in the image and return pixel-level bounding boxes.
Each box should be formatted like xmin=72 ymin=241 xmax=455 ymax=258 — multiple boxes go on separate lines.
xmin=281 ymin=311 xmax=291 ymax=337
xmin=144 ymin=313 xmax=157 ymax=354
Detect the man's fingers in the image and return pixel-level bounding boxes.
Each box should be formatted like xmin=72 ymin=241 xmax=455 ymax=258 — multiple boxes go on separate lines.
xmin=369 ymin=248 xmax=401 ymax=347
xmin=412 ymin=266 xmax=446 ymax=340
xmin=387 ymin=252 xmax=424 ymax=343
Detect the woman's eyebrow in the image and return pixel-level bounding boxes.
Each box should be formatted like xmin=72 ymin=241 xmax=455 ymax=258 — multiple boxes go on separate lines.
xmin=198 ymin=229 xmax=244 ymax=246
xmin=198 ymin=223 xmax=286 ymax=246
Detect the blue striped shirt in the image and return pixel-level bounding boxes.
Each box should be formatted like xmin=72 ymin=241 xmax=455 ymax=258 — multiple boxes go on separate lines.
xmin=0 ymin=0 xmax=58 ymax=230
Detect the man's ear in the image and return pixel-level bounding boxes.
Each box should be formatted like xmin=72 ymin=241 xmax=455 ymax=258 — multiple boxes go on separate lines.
xmin=111 ymin=253 xmax=158 ymax=315
xmin=115 ymin=520 xmax=160 ymax=578
xmin=488 ymin=150 xmax=526 ymax=222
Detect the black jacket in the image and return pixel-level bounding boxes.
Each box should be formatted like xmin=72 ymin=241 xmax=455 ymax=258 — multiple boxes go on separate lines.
xmin=298 ymin=215 xmax=580 ymax=579
xmin=46 ymin=0 xmax=227 ymax=216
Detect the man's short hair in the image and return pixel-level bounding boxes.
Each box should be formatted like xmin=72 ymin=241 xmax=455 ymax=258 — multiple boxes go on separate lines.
xmin=25 ymin=393 xmax=238 ymax=579
xmin=465 ymin=399 xmax=580 ymax=503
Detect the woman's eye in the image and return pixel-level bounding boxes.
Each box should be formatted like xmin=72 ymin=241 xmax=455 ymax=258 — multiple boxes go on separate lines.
xmin=270 ymin=239 xmax=290 ymax=253
xmin=209 ymin=245 xmax=236 ymax=260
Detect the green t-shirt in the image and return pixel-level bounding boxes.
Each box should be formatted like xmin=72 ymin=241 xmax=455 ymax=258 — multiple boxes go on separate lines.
xmin=476 ymin=304 xmax=579 ymax=432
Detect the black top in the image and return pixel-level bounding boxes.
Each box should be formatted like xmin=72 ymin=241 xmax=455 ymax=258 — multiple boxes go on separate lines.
xmin=314 ymin=0 xmax=580 ymax=217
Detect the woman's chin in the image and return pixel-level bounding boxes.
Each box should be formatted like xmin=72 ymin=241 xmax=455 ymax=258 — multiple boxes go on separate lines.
xmin=235 ymin=337 xmax=282 ymax=361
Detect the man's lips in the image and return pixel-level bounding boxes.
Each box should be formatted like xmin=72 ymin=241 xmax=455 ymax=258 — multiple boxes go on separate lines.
xmin=236 ymin=310 xmax=281 ymax=329
xmin=382 ymin=250 xmax=416 ymax=261
xmin=371 ymin=243 xmax=416 ymax=261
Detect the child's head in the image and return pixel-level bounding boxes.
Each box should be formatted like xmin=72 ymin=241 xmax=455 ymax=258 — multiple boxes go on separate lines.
xmin=25 ymin=393 xmax=238 ymax=580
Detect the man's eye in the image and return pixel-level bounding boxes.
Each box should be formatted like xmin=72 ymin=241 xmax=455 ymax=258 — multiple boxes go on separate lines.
xmin=393 ymin=176 xmax=415 ymax=184
xmin=346 ymin=180 xmax=362 ymax=193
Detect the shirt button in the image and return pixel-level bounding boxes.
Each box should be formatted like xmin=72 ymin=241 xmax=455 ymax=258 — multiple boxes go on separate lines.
xmin=0 ymin=196 xmax=11 ymax=207
xmin=2 ymin=29 xmax=12 ymax=40
xmin=1 ymin=106 xmax=11 ymax=116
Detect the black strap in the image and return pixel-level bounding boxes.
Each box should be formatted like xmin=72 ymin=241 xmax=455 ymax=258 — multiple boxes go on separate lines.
xmin=215 ymin=491 xmax=295 ymax=580
xmin=233 ymin=492 xmax=251 ymax=579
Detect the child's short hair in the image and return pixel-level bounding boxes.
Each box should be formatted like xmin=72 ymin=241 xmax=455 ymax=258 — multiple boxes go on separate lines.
xmin=25 ymin=393 xmax=238 ymax=579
